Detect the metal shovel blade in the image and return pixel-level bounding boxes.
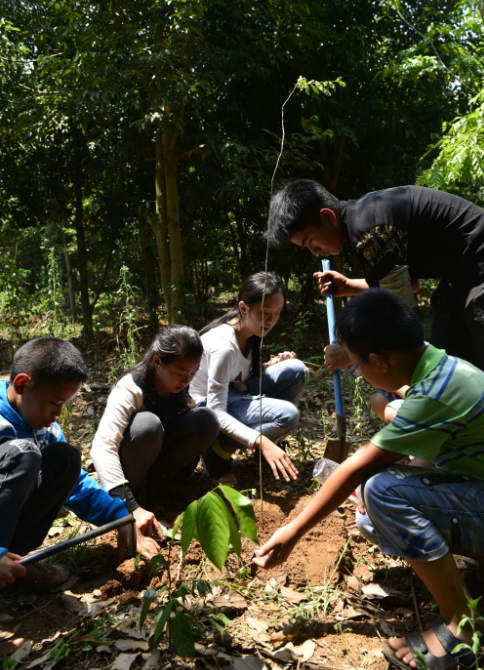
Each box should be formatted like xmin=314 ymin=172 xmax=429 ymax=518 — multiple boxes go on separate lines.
xmin=123 ymin=484 xmax=137 ymax=557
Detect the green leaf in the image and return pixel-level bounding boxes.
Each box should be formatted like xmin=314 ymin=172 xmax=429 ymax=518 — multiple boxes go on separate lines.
xmin=181 ymin=501 xmax=197 ymax=554
xmin=140 ymin=588 xmax=156 ymax=630
xmin=150 ymin=554 xmax=168 ymax=577
xmin=219 ymin=485 xmax=259 ymax=544
xmin=226 ymin=505 xmax=242 ymax=557
xmin=172 ymin=611 xmax=195 ymax=659
xmin=192 ymin=579 xmax=212 ymax=597
xmin=196 ymin=491 xmax=231 ymax=570
xmin=170 ymin=513 xmax=184 ymax=546
xmin=134 ymin=553 xmax=141 ymax=571
xmin=150 ymin=600 xmax=174 ymax=651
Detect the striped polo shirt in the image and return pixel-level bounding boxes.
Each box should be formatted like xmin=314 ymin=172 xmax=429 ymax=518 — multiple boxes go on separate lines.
xmin=371 ymin=344 xmax=484 ymax=480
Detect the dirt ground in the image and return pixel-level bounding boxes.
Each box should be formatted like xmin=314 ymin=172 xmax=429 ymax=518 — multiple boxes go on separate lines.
xmin=0 ymin=292 xmax=470 ymax=670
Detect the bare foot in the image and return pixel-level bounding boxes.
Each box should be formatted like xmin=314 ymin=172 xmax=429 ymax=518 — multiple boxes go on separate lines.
xmin=388 ymin=619 xmax=473 ymax=669
xmin=0 ymin=638 xmax=25 ymax=657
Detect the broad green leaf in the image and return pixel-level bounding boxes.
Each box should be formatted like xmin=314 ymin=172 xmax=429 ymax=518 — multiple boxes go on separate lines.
xmin=150 ymin=600 xmax=174 ymax=651
xmin=140 ymin=588 xmax=156 ymax=630
xmin=181 ymin=500 xmax=197 ymax=554
xmin=196 ymin=491 xmax=230 ymax=570
xmin=219 ymin=485 xmax=259 ymax=544
xmin=172 ymin=611 xmax=195 ymax=659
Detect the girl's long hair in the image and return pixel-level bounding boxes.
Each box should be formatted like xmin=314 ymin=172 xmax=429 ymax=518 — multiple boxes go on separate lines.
xmin=199 ymin=272 xmax=285 ymax=377
xmin=119 ymin=325 xmax=203 ymax=401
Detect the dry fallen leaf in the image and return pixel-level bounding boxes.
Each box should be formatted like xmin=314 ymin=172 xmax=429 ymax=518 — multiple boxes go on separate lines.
xmin=361 ymin=583 xmax=399 ymax=599
xmin=280 ymin=586 xmax=307 ymax=604
xmin=379 ymin=619 xmax=397 ymax=637
xmin=61 ymin=593 xmax=83 ymax=613
xmin=96 ymin=645 xmax=111 ymax=654
xmin=79 ymin=597 xmax=116 ymax=618
xmin=229 ymin=656 xmax=265 ymax=670
xmin=141 ymin=650 xmax=160 ymax=670
xmin=246 ymin=617 xmax=266 ymax=633
xmin=269 ymin=621 xmax=301 ymax=644
xmin=113 ymin=652 xmax=140 ymax=670
xmin=26 ymin=651 xmax=52 ymax=669
xmin=115 ymin=640 xmax=150 ymax=652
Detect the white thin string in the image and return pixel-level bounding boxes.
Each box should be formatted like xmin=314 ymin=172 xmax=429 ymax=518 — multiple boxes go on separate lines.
xmin=258 ymin=82 xmax=299 ymax=522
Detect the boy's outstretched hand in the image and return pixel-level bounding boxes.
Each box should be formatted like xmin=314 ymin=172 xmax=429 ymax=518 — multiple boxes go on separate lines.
xmin=253 ymin=524 xmax=298 ymax=569
xmin=0 ymin=553 xmax=26 ymax=589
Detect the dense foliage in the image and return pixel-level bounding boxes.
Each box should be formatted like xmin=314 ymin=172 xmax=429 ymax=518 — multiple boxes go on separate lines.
xmin=1 ymin=0 xmax=482 ymax=335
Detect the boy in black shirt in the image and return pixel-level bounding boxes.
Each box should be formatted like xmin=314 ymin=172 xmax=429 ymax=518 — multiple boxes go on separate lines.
xmin=265 ymin=180 xmax=484 ymax=370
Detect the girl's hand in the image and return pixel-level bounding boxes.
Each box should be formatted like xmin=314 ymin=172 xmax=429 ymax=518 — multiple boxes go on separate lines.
xmin=117 ymin=525 xmax=162 ymax=562
xmin=0 ymin=553 xmax=26 ymax=589
xmin=323 ymin=344 xmax=350 ymax=372
xmin=267 ymin=351 xmax=296 ymax=366
xmin=179 ymin=398 xmax=196 ymax=414
xmin=252 ymin=524 xmax=298 ymax=569
xmin=117 ymin=507 xmax=166 ymax=562
xmin=134 ymin=506 xmax=165 ymax=539
xmin=257 ymin=436 xmax=299 ymax=482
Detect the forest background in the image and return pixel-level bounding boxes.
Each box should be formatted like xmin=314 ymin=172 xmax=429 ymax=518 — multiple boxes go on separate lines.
xmin=1 ymin=0 xmax=484 ymax=347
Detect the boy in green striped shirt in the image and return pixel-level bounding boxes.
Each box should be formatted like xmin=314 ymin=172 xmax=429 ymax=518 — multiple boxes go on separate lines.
xmin=254 ymin=288 xmax=484 ymax=670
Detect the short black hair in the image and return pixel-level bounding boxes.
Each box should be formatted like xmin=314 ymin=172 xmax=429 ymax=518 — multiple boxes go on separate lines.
xmin=10 ymin=338 xmax=88 ymax=388
xmin=334 ymin=289 xmax=424 ymax=359
xmin=264 ymin=179 xmax=340 ymax=247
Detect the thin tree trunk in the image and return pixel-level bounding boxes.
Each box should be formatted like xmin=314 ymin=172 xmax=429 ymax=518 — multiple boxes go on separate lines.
xmin=152 ymin=130 xmax=173 ymax=323
xmin=92 ymin=244 xmax=115 ymax=312
xmin=225 ymin=214 xmax=243 ymax=280
xmin=477 ymin=0 xmax=484 ymax=23
xmin=234 ymin=208 xmax=249 ymax=280
xmin=165 ymin=159 xmax=183 ymax=323
xmin=140 ymin=225 xmax=152 ymax=316
xmin=63 ymin=233 xmax=76 ymax=320
xmin=72 ymin=167 xmax=93 ymax=337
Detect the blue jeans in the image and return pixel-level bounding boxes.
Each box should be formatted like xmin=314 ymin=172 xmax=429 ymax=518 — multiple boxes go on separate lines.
xmin=219 ymin=359 xmax=308 ymax=454
xmin=357 ymin=465 xmax=484 ymax=562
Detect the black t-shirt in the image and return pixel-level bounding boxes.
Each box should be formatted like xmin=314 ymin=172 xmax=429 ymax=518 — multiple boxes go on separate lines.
xmin=131 ymin=370 xmax=189 ymax=427
xmin=341 ymin=185 xmax=484 ymax=308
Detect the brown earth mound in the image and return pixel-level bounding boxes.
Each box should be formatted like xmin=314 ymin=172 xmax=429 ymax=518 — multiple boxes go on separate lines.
xmin=249 ymin=494 xmax=348 ymax=586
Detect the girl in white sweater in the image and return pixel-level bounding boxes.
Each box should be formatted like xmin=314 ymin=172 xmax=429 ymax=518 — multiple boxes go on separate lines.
xmin=92 ymin=326 xmax=219 ymax=547
xmin=191 ymin=272 xmax=307 ymax=485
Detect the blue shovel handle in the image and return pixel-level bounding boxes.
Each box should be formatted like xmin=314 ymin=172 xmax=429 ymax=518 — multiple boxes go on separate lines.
xmin=322 ymin=259 xmax=345 ymax=422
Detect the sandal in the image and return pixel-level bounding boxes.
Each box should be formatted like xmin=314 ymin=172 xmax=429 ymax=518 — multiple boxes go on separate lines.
xmin=17 ymin=561 xmax=69 ymax=593
xmin=382 ymin=617 xmax=481 ymax=670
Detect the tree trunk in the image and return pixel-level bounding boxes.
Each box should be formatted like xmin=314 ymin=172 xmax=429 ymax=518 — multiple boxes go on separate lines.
xmin=72 ymin=167 xmax=93 ymax=337
xmin=140 ymin=225 xmax=152 ymax=316
xmin=234 ymin=207 xmax=249 ymax=280
xmin=225 ymin=214 xmax=243 ymax=280
xmin=63 ymin=233 xmax=76 ymax=320
xmin=165 ymin=158 xmax=184 ymax=323
xmin=151 ymin=130 xmax=173 ymax=323
xmin=478 ymin=0 xmax=484 ymax=23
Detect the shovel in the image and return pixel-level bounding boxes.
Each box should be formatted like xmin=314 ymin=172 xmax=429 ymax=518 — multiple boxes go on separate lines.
xmin=19 ymin=485 xmax=137 ymax=566
xmin=322 ymin=259 xmax=348 ymax=463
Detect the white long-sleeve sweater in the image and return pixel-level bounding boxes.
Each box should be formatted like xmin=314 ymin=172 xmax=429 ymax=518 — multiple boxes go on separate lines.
xmin=91 ymin=373 xmax=145 ymax=492
xmin=190 ymin=324 xmax=258 ymax=448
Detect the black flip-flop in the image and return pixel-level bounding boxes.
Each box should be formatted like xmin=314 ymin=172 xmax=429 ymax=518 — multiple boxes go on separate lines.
xmin=382 ymin=617 xmax=481 ymax=670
